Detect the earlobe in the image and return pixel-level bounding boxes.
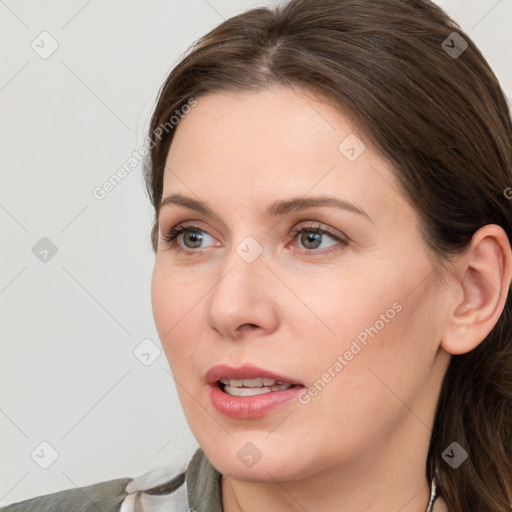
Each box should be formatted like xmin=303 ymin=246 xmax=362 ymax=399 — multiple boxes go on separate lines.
xmin=441 ymin=225 xmax=512 ymax=356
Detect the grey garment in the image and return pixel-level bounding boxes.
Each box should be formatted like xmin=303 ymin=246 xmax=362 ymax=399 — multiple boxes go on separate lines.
xmin=185 ymin=449 xmax=223 ymax=512
xmin=0 ymin=449 xmax=223 ymax=512
xmin=0 ymin=477 xmax=132 ymax=512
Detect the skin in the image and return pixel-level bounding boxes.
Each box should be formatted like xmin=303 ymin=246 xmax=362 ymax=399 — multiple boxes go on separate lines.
xmin=151 ymin=86 xmax=511 ymax=512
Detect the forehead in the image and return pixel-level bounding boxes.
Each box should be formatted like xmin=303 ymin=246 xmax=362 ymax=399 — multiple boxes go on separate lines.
xmin=166 ymin=87 xmax=347 ymax=171
xmin=162 ymin=87 xmax=407 ymax=223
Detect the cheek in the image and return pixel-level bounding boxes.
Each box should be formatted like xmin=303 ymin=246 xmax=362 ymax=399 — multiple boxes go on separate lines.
xmin=315 ymin=251 xmax=435 ymax=355
xmin=285 ymin=265 xmax=404 ymax=352
xmin=151 ymin=260 xmax=203 ymax=369
xmin=304 ymin=276 xmax=440 ymax=433
xmin=294 ymin=260 xmax=437 ymax=399
xmin=151 ymin=264 xmax=213 ymax=438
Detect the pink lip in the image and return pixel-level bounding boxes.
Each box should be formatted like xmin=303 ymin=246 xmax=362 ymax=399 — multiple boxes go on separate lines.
xmin=205 ymin=364 xmax=302 ymax=385
xmin=205 ymin=364 xmax=305 ymax=419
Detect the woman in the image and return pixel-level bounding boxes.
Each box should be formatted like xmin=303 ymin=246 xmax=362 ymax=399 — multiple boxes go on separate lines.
xmin=3 ymin=0 xmax=511 ymax=510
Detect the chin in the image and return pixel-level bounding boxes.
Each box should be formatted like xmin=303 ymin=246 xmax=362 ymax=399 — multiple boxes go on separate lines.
xmin=200 ymin=435 xmax=318 ymax=483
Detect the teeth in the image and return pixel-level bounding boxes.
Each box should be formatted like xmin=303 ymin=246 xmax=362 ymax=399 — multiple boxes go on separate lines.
xmin=242 ymin=378 xmax=263 ymax=387
xmin=218 ymin=377 xmax=295 ymax=396
xmin=222 ymin=381 xmax=293 ymax=396
xmin=224 ymin=386 xmax=271 ymax=396
xmin=271 ymin=382 xmax=292 ymax=391
xmin=219 ymin=377 xmax=284 ymax=388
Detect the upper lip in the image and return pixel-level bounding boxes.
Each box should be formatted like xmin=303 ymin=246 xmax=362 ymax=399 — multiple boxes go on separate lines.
xmin=205 ymin=364 xmax=303 ymax=386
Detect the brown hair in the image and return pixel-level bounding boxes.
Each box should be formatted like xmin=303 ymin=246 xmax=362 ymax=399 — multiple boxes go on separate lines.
xmin=143 ymin=0 xmax=512 ymax=509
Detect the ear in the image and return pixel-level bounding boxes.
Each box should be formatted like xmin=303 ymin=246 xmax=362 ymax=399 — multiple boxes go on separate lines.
xmin=441 ymin=224 xmax=512 ymax=355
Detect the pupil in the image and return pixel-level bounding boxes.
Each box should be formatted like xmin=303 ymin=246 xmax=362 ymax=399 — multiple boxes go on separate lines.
xmin=184 ymin=231 xmax=203 ymax=248
xmin=301 ymin=231 xmax=321 ymax=249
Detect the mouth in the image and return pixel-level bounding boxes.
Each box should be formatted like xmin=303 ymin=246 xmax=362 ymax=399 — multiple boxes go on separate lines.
xmin=205 ymin=364 xmax=304 ymax=418
xmin=218 ymin=377 xmax=296 ymax=396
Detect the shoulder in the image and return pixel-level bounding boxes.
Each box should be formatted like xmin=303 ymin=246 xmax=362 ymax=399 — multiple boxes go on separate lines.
xmin=0 ymin=449 xmax=218 ymax=512
xmin=0 ymin=477 xmax=132 ymax=512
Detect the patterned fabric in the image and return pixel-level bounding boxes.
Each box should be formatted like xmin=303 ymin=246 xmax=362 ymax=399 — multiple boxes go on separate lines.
xmin=0 ymin=449 xmax=222 ymax=512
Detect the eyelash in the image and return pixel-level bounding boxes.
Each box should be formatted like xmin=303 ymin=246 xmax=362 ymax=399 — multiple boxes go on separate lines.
xmin=161 ymin=222 xmax=348 ymax=257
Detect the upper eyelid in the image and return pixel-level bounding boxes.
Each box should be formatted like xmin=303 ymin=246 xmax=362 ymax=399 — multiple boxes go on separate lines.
xmin=164 ymin=220 xmax=342 ymax=235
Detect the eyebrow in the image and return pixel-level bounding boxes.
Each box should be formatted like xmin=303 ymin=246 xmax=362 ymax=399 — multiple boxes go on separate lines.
xmin=159 ymin=193 xmax=372 ymax=221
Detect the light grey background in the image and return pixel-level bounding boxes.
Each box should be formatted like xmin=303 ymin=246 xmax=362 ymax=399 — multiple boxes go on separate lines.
xmin=1 ymin=0 xmax=510 ymax=506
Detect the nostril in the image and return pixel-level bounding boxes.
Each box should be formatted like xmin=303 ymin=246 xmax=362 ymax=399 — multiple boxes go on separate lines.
xmin=243 ymin=323 xmax=258 ymax=329
xmin=235 ymin=323 xmax=259 ymax=335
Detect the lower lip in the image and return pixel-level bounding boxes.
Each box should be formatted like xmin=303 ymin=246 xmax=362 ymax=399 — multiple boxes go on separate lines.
xmin=209 ymin=383 xmax=304 ymax=418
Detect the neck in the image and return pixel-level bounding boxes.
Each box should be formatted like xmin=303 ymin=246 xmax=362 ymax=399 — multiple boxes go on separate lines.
xmin=222 ymin=417 xmax=435 ymax=512
xmin=223 ymin=470 xmax=432 ymax=512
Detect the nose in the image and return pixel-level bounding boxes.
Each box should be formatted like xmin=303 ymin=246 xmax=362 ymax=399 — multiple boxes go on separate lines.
xmin=205 ymin=241 xmax=279 ymax=341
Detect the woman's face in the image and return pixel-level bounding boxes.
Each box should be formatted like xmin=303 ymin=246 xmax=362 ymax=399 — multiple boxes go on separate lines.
xmin=151 ymin=86 xmax=451 ymax=483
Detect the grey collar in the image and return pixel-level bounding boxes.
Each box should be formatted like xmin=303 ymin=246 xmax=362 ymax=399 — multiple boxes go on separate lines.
xmin=425 ymin=479 xmax=439 ymax=512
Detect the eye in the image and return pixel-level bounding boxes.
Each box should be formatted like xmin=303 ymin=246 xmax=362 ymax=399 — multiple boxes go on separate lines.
xmin=160 ymin=222 xmax=348 ymax=256
xmin=161 ymin=224 xmax=217 ymax=254
xmin=289 ymin=222 xmax=348 ymax=256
